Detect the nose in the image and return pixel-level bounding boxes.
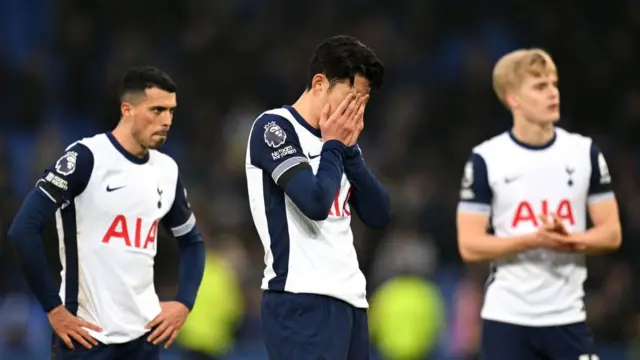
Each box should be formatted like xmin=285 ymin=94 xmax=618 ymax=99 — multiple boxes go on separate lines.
xmin=162 ymin=112 xmax=173 ymax=127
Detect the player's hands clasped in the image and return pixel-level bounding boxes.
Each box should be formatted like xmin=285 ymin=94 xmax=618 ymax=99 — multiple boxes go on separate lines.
xmin=48 ymin=304 xmax=102 ymax=350
xmin=534 ymin=214 xmax=580 ymax=252
xmin=146 ymin=301 xmax=190 ymax=348
xmin=320 ymin=92 xmax=367 ymax=145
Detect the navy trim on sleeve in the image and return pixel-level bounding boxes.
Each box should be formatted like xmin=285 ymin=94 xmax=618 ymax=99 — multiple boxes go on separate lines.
xmin=457 ymin=152 xmax=492 ymax=214
xmin=249 ymin=114 xmax=310 ymax=184
xmin=588 ymin=142 xmax=613 ymax=195
xmin=250 ymin=113 xmax=347 ymax=221
xmin=161 ymin=175 xmax=195 ymax=237
xmin=36 ymin=143 xmax=94 ymax=207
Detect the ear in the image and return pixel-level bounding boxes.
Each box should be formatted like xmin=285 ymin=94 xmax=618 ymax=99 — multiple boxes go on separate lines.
xmin=505 ymin=92 xmax=518 ymax=109
xmin=311 ymin=73 xmax=328 ymax=93
xmin=120 ymin=102 xmax=134 ymax=118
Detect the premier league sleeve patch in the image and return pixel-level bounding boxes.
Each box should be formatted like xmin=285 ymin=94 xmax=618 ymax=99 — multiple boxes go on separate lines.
xmin=55 ymin=151 xmax=78 ymax=176
xmin=264 ymin=121 xmax=287 ymax=148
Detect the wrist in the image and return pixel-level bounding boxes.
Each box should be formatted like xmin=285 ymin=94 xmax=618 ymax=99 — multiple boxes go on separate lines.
xmin=518 ymin=233 xmax=539 ymax=251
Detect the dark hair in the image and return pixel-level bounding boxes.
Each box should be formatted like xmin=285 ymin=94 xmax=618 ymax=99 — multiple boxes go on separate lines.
xmin=119 ymin=66 xmax=177 ymax=101
xmin=306 ymin=35 xmax=384 ymax=90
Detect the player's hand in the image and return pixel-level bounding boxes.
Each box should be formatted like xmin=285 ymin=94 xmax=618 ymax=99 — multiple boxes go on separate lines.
xmin=319 ymin=93 xmax=364 ymax=145
xmin=48 ymin=305 xmax=102 ymax=350
xmin=550 ymin=213 xmax=587 ymax=251
xmin=346 ymin=94 xmax=369 ymax=146
xmin=146 ymin=301 xmax=190 ymax=348
xmin=534 ymin=214 xmax=576 ymax=252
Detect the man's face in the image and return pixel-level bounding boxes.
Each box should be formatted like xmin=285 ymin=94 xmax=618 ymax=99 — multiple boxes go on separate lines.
xmin=510 ymin=73 xmax=560 ymax=124
xmin=122 ymin=88 xmax=177 ymax=149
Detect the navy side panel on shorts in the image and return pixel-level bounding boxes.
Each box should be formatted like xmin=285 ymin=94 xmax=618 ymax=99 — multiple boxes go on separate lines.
xmin=533 ymin=322 xmax=596 ymax=360
xmin=261 ymin=291 xmax=370 ymax=360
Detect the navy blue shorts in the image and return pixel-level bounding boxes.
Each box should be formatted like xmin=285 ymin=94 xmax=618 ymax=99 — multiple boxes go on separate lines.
xmin=261 ymin=290 xmax=370 ymax=360
xmin=481 ymin=319 xmax=597 ymax=360
xmin=51 ymin=333 xmax=160 ymax=360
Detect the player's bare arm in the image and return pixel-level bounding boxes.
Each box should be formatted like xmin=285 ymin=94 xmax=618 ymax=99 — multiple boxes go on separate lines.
xmin=566 ymin=198 xmax=622 ymax=254
xmin=563 ymin=143 xmax=622 ymax=254
xmin=457 ymin=212 xmax=536 ymax=262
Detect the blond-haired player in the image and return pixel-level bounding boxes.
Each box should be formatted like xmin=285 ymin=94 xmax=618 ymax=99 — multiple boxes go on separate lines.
xmin=456 ymin=49 xmax=621 ymax=360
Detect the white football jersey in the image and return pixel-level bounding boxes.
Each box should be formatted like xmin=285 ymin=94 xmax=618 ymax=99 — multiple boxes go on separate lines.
xmin=457 ymin=128 xmax=614 ymax=326
xmin=245 ymin=106 xmax=367 ymax=308
xmin=37 ymin=133 xmax=195 ymax=344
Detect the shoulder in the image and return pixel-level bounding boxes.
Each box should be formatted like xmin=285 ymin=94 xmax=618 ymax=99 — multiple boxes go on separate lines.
xmin=149 ymin=150 xmax=179 ymax=174
xmin=249 ymin=109 xmax=298 ymax=147
xmin=250 ymin=109 xmax=296 ymax=132
xmin=555 ymin=127 xmax=593 ymax=150
xmin=470 ymin=131 xmax=512 ymax=159
xmin=53 ymin=136 xmax=98 ymax=175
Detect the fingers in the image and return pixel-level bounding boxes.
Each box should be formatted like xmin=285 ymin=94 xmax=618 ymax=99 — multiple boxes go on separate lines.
xmin=343 ymin=94 xmax=362 ymax=122
xmin=79 ymin=320 xmax=103 ymax=332
xmin=69 ymin=330 xmax=93 ymax=349
xmin=538 ymin=215 xmax=555 ymax=231
xmin=319 ymin=103 xmax=331 ymax=127
xmin=146 ymin=314 xmax=162 ymax=330
xmin=77 ymin=327 xmax=99 ymax=346
xmin=151 ymin=325 xmax=174 ymax=346
xmin=60 ymin=333 xmax=74 ymax=350
xmin=164 ymin=329 xmax=180 ymax=349
xmin=334 ymin=92 xmax=355 ymax=118
xmin=147 ymin=319 xmax=171 ymax=344
xmin=551 ymin=213 xmax=569 ymax=234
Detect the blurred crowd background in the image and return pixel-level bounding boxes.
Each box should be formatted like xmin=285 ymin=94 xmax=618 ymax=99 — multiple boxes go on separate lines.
xmin=1 ymin=0 xmax=640 ymax=359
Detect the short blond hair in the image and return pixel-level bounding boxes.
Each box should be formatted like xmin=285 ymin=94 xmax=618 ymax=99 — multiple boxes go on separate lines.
xmin=492 ymin=48 xmax=557 ymax=106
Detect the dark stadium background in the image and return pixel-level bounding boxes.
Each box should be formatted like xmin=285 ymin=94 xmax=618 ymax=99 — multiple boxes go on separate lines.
xmin=0 ymin=1 xmax=639 ymax=359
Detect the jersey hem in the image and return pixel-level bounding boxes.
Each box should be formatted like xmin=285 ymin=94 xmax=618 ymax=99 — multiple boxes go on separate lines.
xmin=260 ymin=285 xmax=369 ymax=309
xmin=480 ymin=311 xmax=586 ymax=327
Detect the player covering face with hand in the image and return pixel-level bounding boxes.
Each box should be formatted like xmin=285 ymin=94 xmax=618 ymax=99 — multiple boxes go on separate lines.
xmin=245 ymin=35 xmax=390 ymax=360
xmin=456 ymin=48 xmax=621 ymax=360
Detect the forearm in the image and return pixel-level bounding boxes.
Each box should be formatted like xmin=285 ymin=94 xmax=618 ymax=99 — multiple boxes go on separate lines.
xmin=174 ymin=228 xmax=206 ymax=310
xmin=572 ymin=222 xmax=622 ymax=254
xmin=459 ymin=233 xmax=535 ymax=262
xmin=283 ymin=140 xmax=345 ymax=220
xmin=344 ymin=148 xmax=390 ymax=228
xmin=8 ymin=189 xmax=62 ymax=312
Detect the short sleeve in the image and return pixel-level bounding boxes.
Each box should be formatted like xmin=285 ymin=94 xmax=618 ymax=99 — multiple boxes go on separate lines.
xmin=457 ymin=152 xmax=492 ymax=215
xmin=248 ymin=113 xmax=310 ymax=187
xmin=161 ymin=175 xmax=196 ymax=237
xmin=588 ymin=142 xmax=615 ymax=203
xmin=36 ymin=142 xmax=94 ymax=208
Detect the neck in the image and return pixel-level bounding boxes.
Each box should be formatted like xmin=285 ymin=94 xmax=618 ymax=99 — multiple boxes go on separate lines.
xmin=512 ymin=115 xmax=555 ymax=146
xmin=291 ymin=92 xmax=319 ymax=130
xmin=111 ymin=121 xmax=148 ymax=158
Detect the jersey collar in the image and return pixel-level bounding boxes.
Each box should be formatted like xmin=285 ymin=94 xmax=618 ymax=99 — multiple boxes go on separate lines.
xmin=508 ymin=129 xmax=557 ymax=150
xmin=283 ymin=105 xmax=322 ymax=138
xmin=106 ymin=132 xmax=150 ymax=164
